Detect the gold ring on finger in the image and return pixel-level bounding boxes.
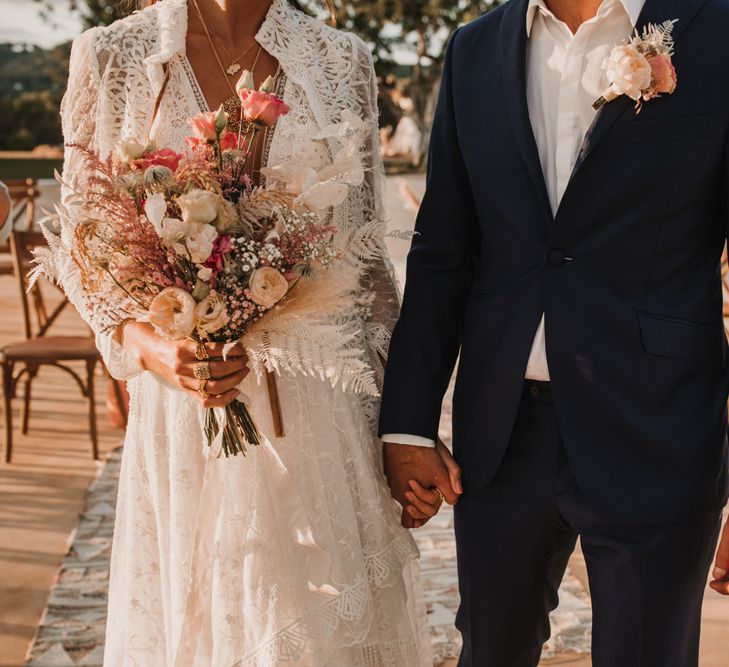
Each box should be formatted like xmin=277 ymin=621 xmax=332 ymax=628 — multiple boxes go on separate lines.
xmin=193 ymin=361 xmax=212 ymax=380
xmin=433 ymin=487 xmax=444 ymax=504
xmin=197 ymin=378 xmax=209 ymax=399
xmin=195 ymin=341 xmax=210 ymax=361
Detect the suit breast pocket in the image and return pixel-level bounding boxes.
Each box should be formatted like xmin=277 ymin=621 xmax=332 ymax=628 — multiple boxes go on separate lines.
xmin=629 ymin=114 xmax=714 ymax=144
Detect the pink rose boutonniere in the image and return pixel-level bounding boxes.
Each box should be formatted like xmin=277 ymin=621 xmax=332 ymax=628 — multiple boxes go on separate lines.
xmin=594 ymin=20 xmax=679 ymax=113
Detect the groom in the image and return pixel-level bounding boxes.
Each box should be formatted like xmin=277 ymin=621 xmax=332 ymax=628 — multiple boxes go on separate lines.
xmin=380 ymin=0 xmax=729 ymax=664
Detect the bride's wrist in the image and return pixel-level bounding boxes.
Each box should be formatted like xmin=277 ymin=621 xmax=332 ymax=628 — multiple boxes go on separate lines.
xmin=117 ymin=322 xmax=153 ymax=370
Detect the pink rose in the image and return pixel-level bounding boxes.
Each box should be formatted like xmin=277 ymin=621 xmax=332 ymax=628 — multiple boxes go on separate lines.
xmin=203 ymin=234 xmax=233 ymax=275
xmin=649 ymin=54 xmax=677 ymax=95
xmin=240 ymin=90 xmax=290 ymax=127
xmin=132 ymin=148 xmax=183 ymax=172
xmin=219 ymin=131 xmax=239 ymax=151
xmin=188 ymin=111 xmax=218 ymax=142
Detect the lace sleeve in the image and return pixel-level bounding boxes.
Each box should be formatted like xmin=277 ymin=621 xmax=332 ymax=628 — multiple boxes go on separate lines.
xmin=351 ymin=37 xmax=401 ymax=374
xmin=51 ymin=30 xmax=144 ymax=381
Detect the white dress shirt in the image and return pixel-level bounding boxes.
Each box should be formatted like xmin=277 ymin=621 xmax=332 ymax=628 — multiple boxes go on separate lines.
xmin=384 ymin=0 xmax=645 ymax=447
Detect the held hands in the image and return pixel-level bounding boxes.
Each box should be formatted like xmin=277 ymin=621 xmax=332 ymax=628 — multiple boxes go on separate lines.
xmin=710 ymin=518 xmax=729 ymax=595
xmin=121 ymin=323 xmax=250 ymax=408
xmin=384 ymin=439 xmax=463 ymax=529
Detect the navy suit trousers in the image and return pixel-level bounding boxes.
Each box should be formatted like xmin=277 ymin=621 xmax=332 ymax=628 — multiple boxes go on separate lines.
xmin=454 ymin=382 xmax=722 ymax=667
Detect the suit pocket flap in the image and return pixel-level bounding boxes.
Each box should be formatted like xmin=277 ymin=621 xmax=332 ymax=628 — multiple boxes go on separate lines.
xmin=630 ymin=114 xmax=714 ymax=143
xmin=630 ymin=114 xmax=714 ymax=144
xmin=637 ymin=312 xmax=724 ymax=365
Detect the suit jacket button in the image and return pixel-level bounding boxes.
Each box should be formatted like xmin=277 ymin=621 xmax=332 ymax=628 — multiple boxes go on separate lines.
xmin=548 ymin=249 xmax=566 ymax=267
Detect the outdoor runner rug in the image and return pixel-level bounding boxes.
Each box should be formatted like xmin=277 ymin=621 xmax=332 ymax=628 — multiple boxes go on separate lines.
xmin=26 ymin=449 xmax=592 ymax=667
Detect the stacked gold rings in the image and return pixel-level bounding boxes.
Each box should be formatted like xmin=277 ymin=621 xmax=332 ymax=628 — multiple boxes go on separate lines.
xmin=194 ymin=342 xmax=211 ymax=399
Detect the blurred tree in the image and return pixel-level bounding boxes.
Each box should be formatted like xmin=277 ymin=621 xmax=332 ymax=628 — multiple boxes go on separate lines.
xmin=33 ymin=0 xmax=134 ymax=30
xmin=0 ymin=42 xmax=71 ymax=150
xmin=303 ymin=0 xmax=503 ymax=123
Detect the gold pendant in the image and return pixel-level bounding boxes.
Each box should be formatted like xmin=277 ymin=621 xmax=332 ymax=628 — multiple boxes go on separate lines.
xmin=226 ymin=63 xmax=241 ymax=76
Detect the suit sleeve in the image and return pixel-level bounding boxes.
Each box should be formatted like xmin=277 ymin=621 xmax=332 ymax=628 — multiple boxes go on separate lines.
xmin=378 ymin=28 xmax=478 ymax=439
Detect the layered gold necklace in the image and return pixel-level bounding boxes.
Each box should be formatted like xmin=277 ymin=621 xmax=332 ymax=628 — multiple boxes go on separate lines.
xmin=189 ymin=0 xmax=264 ymax=134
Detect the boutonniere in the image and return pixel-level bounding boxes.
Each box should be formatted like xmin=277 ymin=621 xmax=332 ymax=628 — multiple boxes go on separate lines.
xmin=593 ymin=20 xmax=679 ymax=113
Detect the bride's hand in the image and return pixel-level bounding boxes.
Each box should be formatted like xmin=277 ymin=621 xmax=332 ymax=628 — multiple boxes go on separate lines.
xmin=401 ymin=440 xmax=463 ymax=528
xmin=121 ymin=323 xmax=250 ymax=408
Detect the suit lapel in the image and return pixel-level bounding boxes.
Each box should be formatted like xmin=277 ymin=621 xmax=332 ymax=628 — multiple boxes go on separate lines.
xmin=570 ymin=0 xmax=708 ymax=178
xmin=499 ymin=0 xmax=553 ymax=222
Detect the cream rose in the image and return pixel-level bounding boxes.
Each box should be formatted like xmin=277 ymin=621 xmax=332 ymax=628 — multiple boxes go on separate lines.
xmin=177 ymin=189 xmax=221 ymax=225
xmin=603 ymin=44 xmax=652 ymax=101
xmin=248 ymin=267 xmax=289 ymax=308
xmin=196 ymin=292 xmax=230 ymax=334
xmin=148 ymin=287 xmax=198 ymax=339
xmin=160 ymin=217 xmax=189 ymax=245
xmin=185 ymin=223 xmax=218 ymax=264
xmin=115 ymin=138 xmax=147 ymax=163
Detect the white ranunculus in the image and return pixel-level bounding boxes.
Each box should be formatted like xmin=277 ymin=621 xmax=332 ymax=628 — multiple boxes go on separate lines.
xmin=115 ymin=137 xmax=147 ymax=162
xmin=248 ymin=267 xmax=289 ymax=308
xmin=148 ymin=287 xmax=198 ymax=339
xmin=144 ymin=193 xmax=168 ymax=233
xmin=177 ymin=189 xmax=221 ymax=225
xmin=603 ymin=44 xmax=652 ymax=101
xmin=185 ymin=222 xmax=218 ymax=264
xmin=197 ymin=266 xmax=213 ymax=282
xmin=160 ymin=218 xmax=189 ymax=246
xmin=196 ymin=291 xmax=230 ymax=334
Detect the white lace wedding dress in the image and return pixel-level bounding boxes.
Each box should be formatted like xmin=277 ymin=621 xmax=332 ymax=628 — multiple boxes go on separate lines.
xmin=52 ymin=1 xmax=431 ymax=665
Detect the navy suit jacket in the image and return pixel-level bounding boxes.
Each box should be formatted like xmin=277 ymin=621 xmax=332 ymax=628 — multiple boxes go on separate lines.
xmin=379 ymin=0 xmax=729 ymax=523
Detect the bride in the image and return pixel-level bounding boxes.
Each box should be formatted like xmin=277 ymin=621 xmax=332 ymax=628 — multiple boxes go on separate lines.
xmin=56 ymin=0 xmax=461 ymax=664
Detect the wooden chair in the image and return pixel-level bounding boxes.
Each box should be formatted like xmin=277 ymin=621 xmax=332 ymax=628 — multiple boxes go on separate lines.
xmin=0 ymin=179 xmax=40 ymax=277
xmin=1 ymin=230 xmax=101 ymax=463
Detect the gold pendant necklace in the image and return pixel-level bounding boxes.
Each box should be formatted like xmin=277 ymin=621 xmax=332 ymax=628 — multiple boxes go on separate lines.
xmin=190 ymin=0 xmax=264 ymax=134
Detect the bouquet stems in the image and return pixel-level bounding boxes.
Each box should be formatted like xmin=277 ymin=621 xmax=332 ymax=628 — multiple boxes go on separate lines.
xmin=204 ymin=399 xmax=261 ymax=457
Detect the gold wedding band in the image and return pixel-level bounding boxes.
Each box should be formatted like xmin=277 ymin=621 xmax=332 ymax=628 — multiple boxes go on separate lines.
xmin=433 ymin=487 xmax=445 ymax=504
xmin=195 ymin=341 xmax=210 ymax=361
xmin=193 ymin=361 xmax=212 ymax=380
xmin=197 ymin=378 xmax=209 ymax=399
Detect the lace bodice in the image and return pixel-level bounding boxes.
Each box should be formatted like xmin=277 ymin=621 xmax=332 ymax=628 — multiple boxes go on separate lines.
xmin=58 ymin=0 xmax=399 ymax=386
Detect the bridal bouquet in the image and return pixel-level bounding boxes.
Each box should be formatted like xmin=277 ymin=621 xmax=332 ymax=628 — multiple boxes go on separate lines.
xmin=36 ymin=74 xmax=380 ymax=457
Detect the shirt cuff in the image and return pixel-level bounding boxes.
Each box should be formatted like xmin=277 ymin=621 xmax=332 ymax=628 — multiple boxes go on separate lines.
xmin=382 ymin=433 xmax=436 ymax=447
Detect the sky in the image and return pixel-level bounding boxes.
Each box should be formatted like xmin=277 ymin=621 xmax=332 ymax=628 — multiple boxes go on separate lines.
xmin=0 ymin=0 xmax=82 ymax=48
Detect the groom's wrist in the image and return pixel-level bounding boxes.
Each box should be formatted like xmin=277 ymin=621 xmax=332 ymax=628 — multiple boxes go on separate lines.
xmin=382 ymin=433 xmax=437 ymax=448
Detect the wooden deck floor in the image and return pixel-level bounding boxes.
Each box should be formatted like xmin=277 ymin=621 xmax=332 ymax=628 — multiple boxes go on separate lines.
xmin=0 ymin=274 xmax=123 ymax=667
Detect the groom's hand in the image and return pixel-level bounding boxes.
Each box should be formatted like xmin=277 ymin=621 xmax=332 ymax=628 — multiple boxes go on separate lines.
xmin=383 ymin=441 xmax=461 ymax=529
xmin=710 ymin=518 xmax=729 ymax=595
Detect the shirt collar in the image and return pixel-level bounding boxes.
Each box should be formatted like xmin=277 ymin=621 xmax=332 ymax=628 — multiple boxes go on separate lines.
xmin=526 ymin=0 xmax=646 ymax=37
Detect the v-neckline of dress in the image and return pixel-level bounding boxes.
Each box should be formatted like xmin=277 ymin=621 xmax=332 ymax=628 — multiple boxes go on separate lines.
xmin=178 ymin=53 xmax=286 ymax=179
